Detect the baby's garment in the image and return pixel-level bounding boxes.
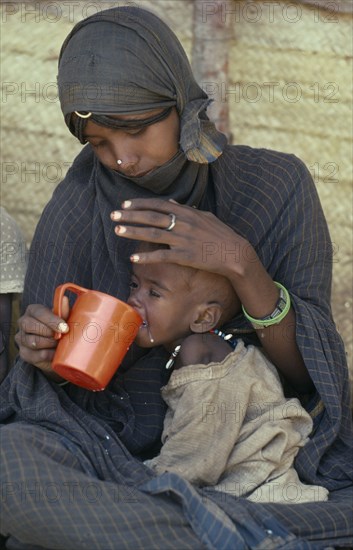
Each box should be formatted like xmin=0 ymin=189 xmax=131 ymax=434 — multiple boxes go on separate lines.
xmin=147 ymin=341 xmax=328 ymax=504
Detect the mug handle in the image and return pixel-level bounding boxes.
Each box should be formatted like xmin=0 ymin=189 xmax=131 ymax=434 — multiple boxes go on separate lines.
xmin=53 ymin=283 xmax=88 ymax=341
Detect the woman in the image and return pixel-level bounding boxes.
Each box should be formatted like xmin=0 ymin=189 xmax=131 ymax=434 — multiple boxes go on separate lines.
xmin=1 ymin=6 xmax=352 ymax=549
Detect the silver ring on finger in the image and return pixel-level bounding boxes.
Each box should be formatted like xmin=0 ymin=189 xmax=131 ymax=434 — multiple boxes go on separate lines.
xmin=165 ymin=213 xmax=176 ymax=231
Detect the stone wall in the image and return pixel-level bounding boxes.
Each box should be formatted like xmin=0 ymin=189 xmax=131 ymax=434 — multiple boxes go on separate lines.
xmin=1 ymin=0 xmax=352 ymax=384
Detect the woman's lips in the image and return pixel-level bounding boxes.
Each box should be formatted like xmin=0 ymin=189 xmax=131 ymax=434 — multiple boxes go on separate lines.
xmin=127 ymin=168 xmax=153 ymax=178
xmin=114 ymin=166 xmax=154 ymax=178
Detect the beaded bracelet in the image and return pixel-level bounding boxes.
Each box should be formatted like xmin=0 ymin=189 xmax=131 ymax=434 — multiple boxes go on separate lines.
xmin=242 ymin=281 xmax=291 ymax=329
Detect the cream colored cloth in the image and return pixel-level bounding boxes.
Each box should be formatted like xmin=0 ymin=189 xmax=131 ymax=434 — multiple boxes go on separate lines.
xmin=147 ymin=341 xmax=328 ymax=504
xmin=0 ymin=207 xmax=27 ymax=294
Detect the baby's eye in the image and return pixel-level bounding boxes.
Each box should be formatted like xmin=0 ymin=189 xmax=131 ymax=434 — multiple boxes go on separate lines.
xmin=149 ymin=289 xmax=161 ymax=298
xmin=129 ymin=281 xmax=138 ymax=290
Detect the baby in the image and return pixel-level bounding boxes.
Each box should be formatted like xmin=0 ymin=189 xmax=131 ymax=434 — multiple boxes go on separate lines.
xmin=127 ymin=247 xmax=328 ymax=504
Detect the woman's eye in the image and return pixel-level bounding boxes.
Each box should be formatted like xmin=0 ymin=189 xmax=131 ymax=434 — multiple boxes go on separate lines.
xmin=125 ymin=127 xmax=144 ymax=136
xmin=89 ymin=141 xmax=105 ymax=149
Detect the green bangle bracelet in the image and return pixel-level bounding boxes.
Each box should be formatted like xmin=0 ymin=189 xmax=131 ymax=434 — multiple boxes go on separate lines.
xmin=242 ymin=281 xmax=291 ymax=329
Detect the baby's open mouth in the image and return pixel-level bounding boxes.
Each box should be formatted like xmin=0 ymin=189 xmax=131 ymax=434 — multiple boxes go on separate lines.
xmin=140 ymin=320 xmax=154 ymax=343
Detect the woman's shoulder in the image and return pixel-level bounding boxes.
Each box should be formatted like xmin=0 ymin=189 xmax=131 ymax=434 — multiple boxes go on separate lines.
xmin=216 ymin=144 xmax=309 ymax=178
xmin=211 ymin=144 xmax=315 ymax=207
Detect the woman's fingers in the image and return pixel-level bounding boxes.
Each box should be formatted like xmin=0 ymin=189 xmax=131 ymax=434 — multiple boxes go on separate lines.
xmin=112 ymin=204 xmax=193 ymax=244
xmin=112 ymin=200 xmax=196 ymax=228
xmin=18 ymin=304 xmax=69 ymax=338
xmin=130 ymin=247 xmax=193 ymax=266
xmin=111 ymin=198 xmax=198 ymax=227
xmin=121 ymin=198 xmax=188 ymax=213
xmin=16 ymin=328 xmax=57 ymax=350
xmin=15 ymin=303 xmax=69 ymax=373
xmin=18 ymin=346 xmax=56 ymax=374
xmin=112 ymin=209 xmax=176 ymax=231
xmin=15 ymin=322 xmax=57 ymax=372
xmin=111 ymin=198 xmax=250 ymax=277
xmin=114 ymin=223 xmax=182 ymax=243
xmin=111 ymin=199 xmax=214 ymax=238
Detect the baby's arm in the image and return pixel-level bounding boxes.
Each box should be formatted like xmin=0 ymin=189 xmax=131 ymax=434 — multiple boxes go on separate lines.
xmin=176 ymin=332 xmax=233 ymax=369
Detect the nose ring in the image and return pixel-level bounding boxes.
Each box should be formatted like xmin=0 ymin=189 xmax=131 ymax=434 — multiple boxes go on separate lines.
xmin=117 ymin=159 xmax=122 ymax=165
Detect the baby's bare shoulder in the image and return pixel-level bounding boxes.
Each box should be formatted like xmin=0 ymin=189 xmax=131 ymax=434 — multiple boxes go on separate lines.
xmin=178 ymin=333 xmax=232 ymax=367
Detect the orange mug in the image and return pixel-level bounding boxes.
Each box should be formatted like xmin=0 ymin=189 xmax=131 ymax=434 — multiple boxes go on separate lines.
xmin=52 ymin=283 xmax=142 ymax=391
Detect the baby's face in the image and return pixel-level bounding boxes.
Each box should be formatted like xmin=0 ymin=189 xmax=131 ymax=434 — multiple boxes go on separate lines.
xmin=127 ymin=262 xmax=199 ymax=351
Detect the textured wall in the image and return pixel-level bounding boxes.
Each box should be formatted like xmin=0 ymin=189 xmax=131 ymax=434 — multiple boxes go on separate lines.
xmin=1 ymin=0 xmax=352 ymax=384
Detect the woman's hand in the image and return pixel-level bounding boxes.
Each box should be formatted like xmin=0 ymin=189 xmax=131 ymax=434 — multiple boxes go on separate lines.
xmin=111 ymin=197 xmax=275 ymax=315
xmin=111 ymin=198 xmax=255 ymax=279
xmin=111 ymin=198 xmax=313 ymax=393
xmin=15 ymin=299 xmax=69 ymax=380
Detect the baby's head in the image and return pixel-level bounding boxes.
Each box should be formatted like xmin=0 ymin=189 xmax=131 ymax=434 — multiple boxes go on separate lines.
xmin=127 ymin=243 xmax=239 ymax=350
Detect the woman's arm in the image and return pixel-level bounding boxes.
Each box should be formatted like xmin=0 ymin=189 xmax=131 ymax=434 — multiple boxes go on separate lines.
xmin=224 ymin=246 xmax=313 ymax=393
xmin=111 ymin=199 xmax=313 ymax=393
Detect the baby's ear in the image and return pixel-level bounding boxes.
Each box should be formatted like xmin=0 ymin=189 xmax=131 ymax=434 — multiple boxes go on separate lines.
xmin=190 ymin=303 xmax=222 ymax=333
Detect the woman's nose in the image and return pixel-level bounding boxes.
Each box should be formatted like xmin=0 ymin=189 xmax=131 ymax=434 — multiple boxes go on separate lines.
xmin=110 ymin=138 xmax=138 ymax=170
xmin=117 ymin=158 xmax=138 ymax=173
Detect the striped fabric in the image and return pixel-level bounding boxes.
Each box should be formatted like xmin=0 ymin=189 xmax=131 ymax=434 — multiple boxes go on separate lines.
xmin=1 ymin=144 xmax=352 ymax=547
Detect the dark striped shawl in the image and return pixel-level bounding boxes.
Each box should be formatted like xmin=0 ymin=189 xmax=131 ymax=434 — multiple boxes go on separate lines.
xmin=1 ymin=144 xmax=352 ymax=491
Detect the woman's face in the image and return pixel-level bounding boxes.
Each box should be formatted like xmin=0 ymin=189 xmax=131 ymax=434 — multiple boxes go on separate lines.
xmin=82 ymin=107 xmax=180 ymax=176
